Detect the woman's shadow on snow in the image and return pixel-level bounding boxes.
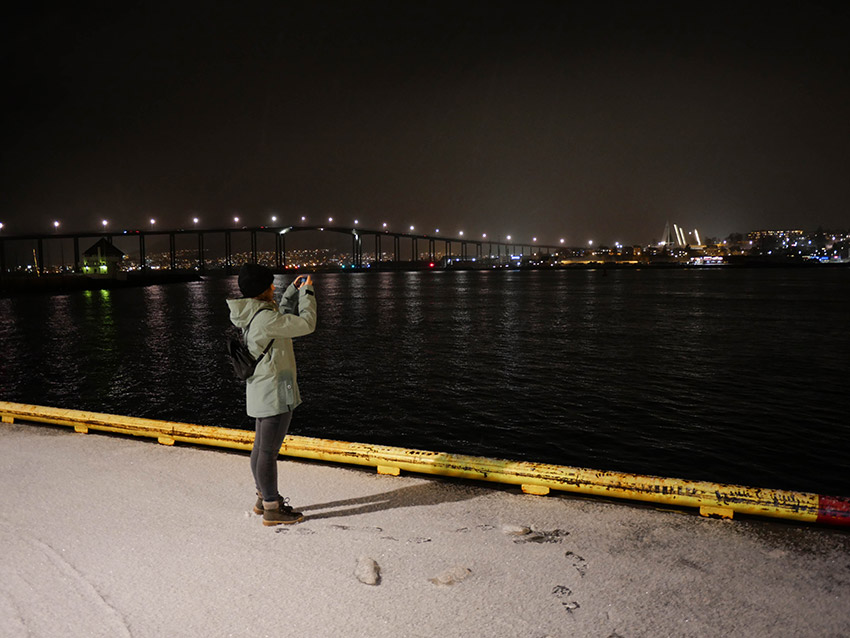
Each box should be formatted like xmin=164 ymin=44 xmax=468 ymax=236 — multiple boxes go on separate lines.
xmin=300 ymin=477 xmax=485 ymax=521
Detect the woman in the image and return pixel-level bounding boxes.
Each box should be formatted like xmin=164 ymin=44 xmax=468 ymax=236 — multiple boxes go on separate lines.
xmin=227 ymin=263 xmax=317 ymax=526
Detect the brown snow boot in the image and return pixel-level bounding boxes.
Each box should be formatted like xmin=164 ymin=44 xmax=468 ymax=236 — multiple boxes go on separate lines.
xmin=262 ymin=497 xmax=304 ymax=526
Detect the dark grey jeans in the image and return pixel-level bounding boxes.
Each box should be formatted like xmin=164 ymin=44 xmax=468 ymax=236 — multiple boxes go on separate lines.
xmin=251 ymin=412 xmax=293 ymax=502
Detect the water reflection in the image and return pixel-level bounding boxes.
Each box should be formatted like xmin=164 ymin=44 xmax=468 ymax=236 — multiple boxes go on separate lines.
xmin=79 ymin=289 xmax=123 ymax=401
xmin=0 ymin=298 xmax=28 ymax=396
xmin=43 ymin=295 xmax=83 ymax=405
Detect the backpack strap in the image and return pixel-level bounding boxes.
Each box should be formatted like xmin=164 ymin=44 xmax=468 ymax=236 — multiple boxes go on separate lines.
xmin=257 ymin=338 xmax=275 ymax=360
xmin=244 ymin=308 xmax=275 ymax=359
xmin=244 ymin=307 xmax=273 ymax=335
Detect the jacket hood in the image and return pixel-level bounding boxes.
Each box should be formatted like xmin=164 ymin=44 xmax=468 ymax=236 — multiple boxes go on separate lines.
xmin=227 ymin=297 xmax=276 ymax=329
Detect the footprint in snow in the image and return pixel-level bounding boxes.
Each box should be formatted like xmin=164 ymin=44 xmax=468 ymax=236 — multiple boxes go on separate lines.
xmin=565 ymin=550 xmax=588 ymax=577
xmin=552 ymin=584 xmax=580 ymax=614
xmin=515 ymin=528 xmax=570 ymax=544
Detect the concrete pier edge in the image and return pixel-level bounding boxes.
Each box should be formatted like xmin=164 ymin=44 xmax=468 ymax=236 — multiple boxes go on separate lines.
xmin=1 ymin=400 xmax=847 ymax=527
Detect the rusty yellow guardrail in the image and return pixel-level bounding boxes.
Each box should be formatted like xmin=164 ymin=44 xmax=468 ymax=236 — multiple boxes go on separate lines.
xmin=1 ymin=401 xmax=847 ymax=526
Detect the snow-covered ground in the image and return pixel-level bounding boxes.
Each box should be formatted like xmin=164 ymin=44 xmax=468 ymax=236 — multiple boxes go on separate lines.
xmin=1 ymin=421 xmax=848 ymax=638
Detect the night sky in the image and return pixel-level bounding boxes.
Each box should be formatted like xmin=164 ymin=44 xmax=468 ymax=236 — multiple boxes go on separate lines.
xmin=2 ymin=1 xmax=849 ymax=245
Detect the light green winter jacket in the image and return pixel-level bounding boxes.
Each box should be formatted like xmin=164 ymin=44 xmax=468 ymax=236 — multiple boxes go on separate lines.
xmin=226 ymin=282 xmax=317 ymax=418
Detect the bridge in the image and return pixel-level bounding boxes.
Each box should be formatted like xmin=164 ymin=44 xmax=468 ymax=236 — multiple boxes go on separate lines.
xmin=0 ymin=223 xmax=570 ymax=273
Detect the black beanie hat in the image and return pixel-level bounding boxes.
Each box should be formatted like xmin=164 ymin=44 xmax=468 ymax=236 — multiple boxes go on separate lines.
xmin=238 ymin=263 xmax=274 ymax=298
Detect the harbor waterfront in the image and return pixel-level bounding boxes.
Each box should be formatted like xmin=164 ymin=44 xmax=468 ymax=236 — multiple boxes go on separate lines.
xmin=1 ymin=268 xmax=848 ymax=497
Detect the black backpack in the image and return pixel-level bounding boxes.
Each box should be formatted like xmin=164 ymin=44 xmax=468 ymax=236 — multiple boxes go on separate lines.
xmin=228 ymin=308 xmax=275 ymax=381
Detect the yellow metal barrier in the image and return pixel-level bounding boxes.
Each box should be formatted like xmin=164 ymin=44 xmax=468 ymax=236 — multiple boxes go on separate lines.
xmin=1 ymin=401 xmax=846 ymax=526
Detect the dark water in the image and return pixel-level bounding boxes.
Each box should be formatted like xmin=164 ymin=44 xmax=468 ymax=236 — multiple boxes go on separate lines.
xmin=1 ymin=268 xmax=848 ymax=496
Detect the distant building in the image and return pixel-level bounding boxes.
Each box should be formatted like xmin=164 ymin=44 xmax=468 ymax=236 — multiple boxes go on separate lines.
xmin=747 ymin=229 xmax=804 ymax=244
xmin=82 ymin=238 xmax=126 ymax=277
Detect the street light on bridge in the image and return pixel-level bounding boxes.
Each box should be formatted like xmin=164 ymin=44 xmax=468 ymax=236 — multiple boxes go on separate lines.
xmin=193 ymin=217 xmax=199 ymax=226
xmin=102 ymin=219 xmax=108 ymax=230
xmin=150 ymin=218 xmax=156 ymax=229
xmin=53 ymin=221 xmax=60 ymax=231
